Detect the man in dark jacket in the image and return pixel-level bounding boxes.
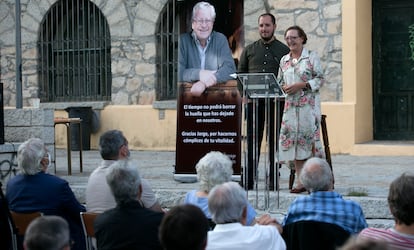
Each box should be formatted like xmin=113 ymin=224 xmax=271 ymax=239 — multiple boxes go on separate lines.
xmin=6 ymin=138 xmax=86 ymax=250
xmin=94 ymin=159 xmax=164 ymax=250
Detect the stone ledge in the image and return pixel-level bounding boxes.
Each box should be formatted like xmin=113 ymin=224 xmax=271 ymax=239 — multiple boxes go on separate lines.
xmin=68 ymin=186 xmax=392 ymax=220
xmin=41 ymin=102 xmax=109 ymax=110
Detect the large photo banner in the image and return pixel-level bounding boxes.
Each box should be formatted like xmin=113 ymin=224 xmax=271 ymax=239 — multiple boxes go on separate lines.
xmin=175 ymin=80 xmax=242 ymax=181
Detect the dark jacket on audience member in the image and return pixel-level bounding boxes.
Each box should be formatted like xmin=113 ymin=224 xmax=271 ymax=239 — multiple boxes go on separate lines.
xmin=94 ymin=199 xmax=164 ymax=250
xmin=6 ymin=172 xmax=86 ymax=250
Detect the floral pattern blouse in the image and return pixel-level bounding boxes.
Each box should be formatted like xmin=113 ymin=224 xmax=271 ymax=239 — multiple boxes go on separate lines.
xmin=277 ymin=48 xmax=325 ymax=161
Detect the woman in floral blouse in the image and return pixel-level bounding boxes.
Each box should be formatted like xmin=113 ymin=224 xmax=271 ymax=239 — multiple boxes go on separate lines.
xmin=277 ymin=25 xmax=325 ymax=193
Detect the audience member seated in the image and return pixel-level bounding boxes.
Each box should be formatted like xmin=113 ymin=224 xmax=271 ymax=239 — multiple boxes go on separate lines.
xmin=282 ymin=220 xmax=351 ymax=249
xmin=159 ymin=204 xmax=209 ymax=250
xmin=357 ymin=172 xmax=414 ymax=249
xmin=94 ymin=159 xmax=164 ymax=250
xmin=282 ymin=157 xmax=368 ymax=235
xmin=206 ymin=181 xmax=286 ymax=250
xmin=340 ymin=236 xmax=390 ymax=250
xmin=86 ymin=129 xmax=163 ymax=213
xmin=183 ymin=151 xmax=256 ymax=226
xmin=24 ymin=215 xmax=71 ymax=250
xmin=6 ymin=138 xmax=86 ymax=250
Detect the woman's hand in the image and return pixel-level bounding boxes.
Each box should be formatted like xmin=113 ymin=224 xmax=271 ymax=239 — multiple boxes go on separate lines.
xmin=283 ymin=82 xmax=307 ymax=95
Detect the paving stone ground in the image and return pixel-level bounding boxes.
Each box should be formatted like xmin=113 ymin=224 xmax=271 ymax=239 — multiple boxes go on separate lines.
xmin=56 ymin=149 xmax=414 ymax=228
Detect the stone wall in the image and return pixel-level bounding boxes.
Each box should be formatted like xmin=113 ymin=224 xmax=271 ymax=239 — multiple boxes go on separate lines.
xmin=0 ymin=0 xmax=342 ymax=107
xmin=0 ymin=108 xmax=55 ymax=183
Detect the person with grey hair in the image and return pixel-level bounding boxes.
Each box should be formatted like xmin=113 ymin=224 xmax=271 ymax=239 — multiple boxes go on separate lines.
xmin=206 ymin=181 xmax=286 ymax=250
xmin=357 ymin=172 xmax=414 ymax=249
xmin=94 ymin=160 xmax=164 ymax=250
xmin=6 ymin=138 xmax=86 ymax=250
xmin=282 ymin=157 xmax=368 ymax=234
xmin=183 ymin=151 xmax=257 ymax=226
xmin=178 ymin=1 xmax=236 ymax=96
xmin=86 ymin=129 xmax=163 ymax=212
xmin=24 ymin=215 xmax=71 ymax=250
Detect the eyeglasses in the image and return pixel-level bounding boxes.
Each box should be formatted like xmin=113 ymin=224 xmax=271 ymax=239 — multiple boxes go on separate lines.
xmin=285 ymin=36 xmax=299 ymax=41
xmin=193 ymin=19 xmax=213 ymax=25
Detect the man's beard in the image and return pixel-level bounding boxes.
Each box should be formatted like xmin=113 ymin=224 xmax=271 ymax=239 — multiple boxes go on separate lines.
xmin=261 ymin=33 xmax=274 ymax=42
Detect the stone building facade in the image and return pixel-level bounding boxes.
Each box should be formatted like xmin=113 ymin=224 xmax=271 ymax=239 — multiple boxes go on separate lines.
xmin=0 ymin=0 xmax=342 ymax=107
xmin=2 ymin=0 xmax=412 ymax=155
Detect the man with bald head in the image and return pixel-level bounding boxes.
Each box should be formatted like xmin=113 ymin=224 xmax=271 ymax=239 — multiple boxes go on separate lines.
xmin=282 ymin=157 xmax=368 ymax=234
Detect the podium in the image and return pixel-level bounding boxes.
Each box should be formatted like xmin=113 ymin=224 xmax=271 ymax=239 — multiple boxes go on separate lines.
xmin=237 ymin=73 xmax=285 ymax=209
xmin=175 ymin=80 xmax=242 ymax=182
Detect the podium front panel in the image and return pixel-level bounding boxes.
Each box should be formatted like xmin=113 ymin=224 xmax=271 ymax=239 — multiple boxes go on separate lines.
xmin=175 ymin=81 xmax=242 ymax=180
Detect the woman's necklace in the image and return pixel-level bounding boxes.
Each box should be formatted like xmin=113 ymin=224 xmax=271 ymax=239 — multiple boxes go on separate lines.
xmin=291 ymin=50 xmax=301 ymax=65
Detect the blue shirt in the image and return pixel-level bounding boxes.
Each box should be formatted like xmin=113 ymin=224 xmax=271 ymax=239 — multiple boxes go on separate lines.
xmin=184 ymin=190 xmax=257 ymax=226
xmin=282 ymin=191 xmax=368 ymax=234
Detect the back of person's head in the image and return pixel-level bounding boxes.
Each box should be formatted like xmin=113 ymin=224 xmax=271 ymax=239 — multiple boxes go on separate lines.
xmin=196 ymin=151 xmax=233 ymax=192
xmin=388 ymin=172 xmax=414 ymax=226
xmin=208 ymin=181 xmax=247 ymax=224
xmin=17 ymin=138 xmax=47 ymax=175
xmin=106 ymin=159 xmax=141 ymax=205
xmin=192 ymin=1 xmax=216 ymax=20
xmin=99 ymin=129 xmax=127 ymax=160
xmin=300 ymin=157 xmax=333 ymax=192
xmin=340 ymin=236 xmax=390 ymax=250
xmin=24 ymin=215 xmax=70 ymax=250
xmin=159 ymin=204 xmax=209 ymax=250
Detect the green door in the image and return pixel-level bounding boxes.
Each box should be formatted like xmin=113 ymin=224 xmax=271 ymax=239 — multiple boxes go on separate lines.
xmin=373 ymin=0 xmax=414 ymax=140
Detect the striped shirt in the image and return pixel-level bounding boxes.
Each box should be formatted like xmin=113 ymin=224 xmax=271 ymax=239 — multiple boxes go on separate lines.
xmin=358 ymin=227 xmax=414 ymax=249
xmin=282 ymin=191 xmax=368 ymax=234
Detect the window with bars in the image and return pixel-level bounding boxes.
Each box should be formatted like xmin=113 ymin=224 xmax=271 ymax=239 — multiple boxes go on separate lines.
xmin=156 ymin=0 xmax=183 ymax=101
xmin=38 ymin=0 xmax=111 ymax=102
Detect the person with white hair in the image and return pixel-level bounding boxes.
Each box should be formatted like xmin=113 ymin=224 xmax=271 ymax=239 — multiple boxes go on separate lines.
xmin=183 ymin=151 xmax=257 ymax=226
xmin=206 ymin=181 xmax=286 ymax=250
xmin=282 ymin=157 xmax=367 ymax=234
xmin=6 ymin=138 xmax=86 ymax=250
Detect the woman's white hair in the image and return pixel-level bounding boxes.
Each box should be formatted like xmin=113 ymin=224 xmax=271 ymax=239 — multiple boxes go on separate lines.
xmin=196 ymin=151 xmax=233 ymax=192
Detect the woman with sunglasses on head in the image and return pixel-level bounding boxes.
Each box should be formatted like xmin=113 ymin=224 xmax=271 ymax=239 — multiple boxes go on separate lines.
xmin=277 ymin=25 xmax=325 ymax=194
